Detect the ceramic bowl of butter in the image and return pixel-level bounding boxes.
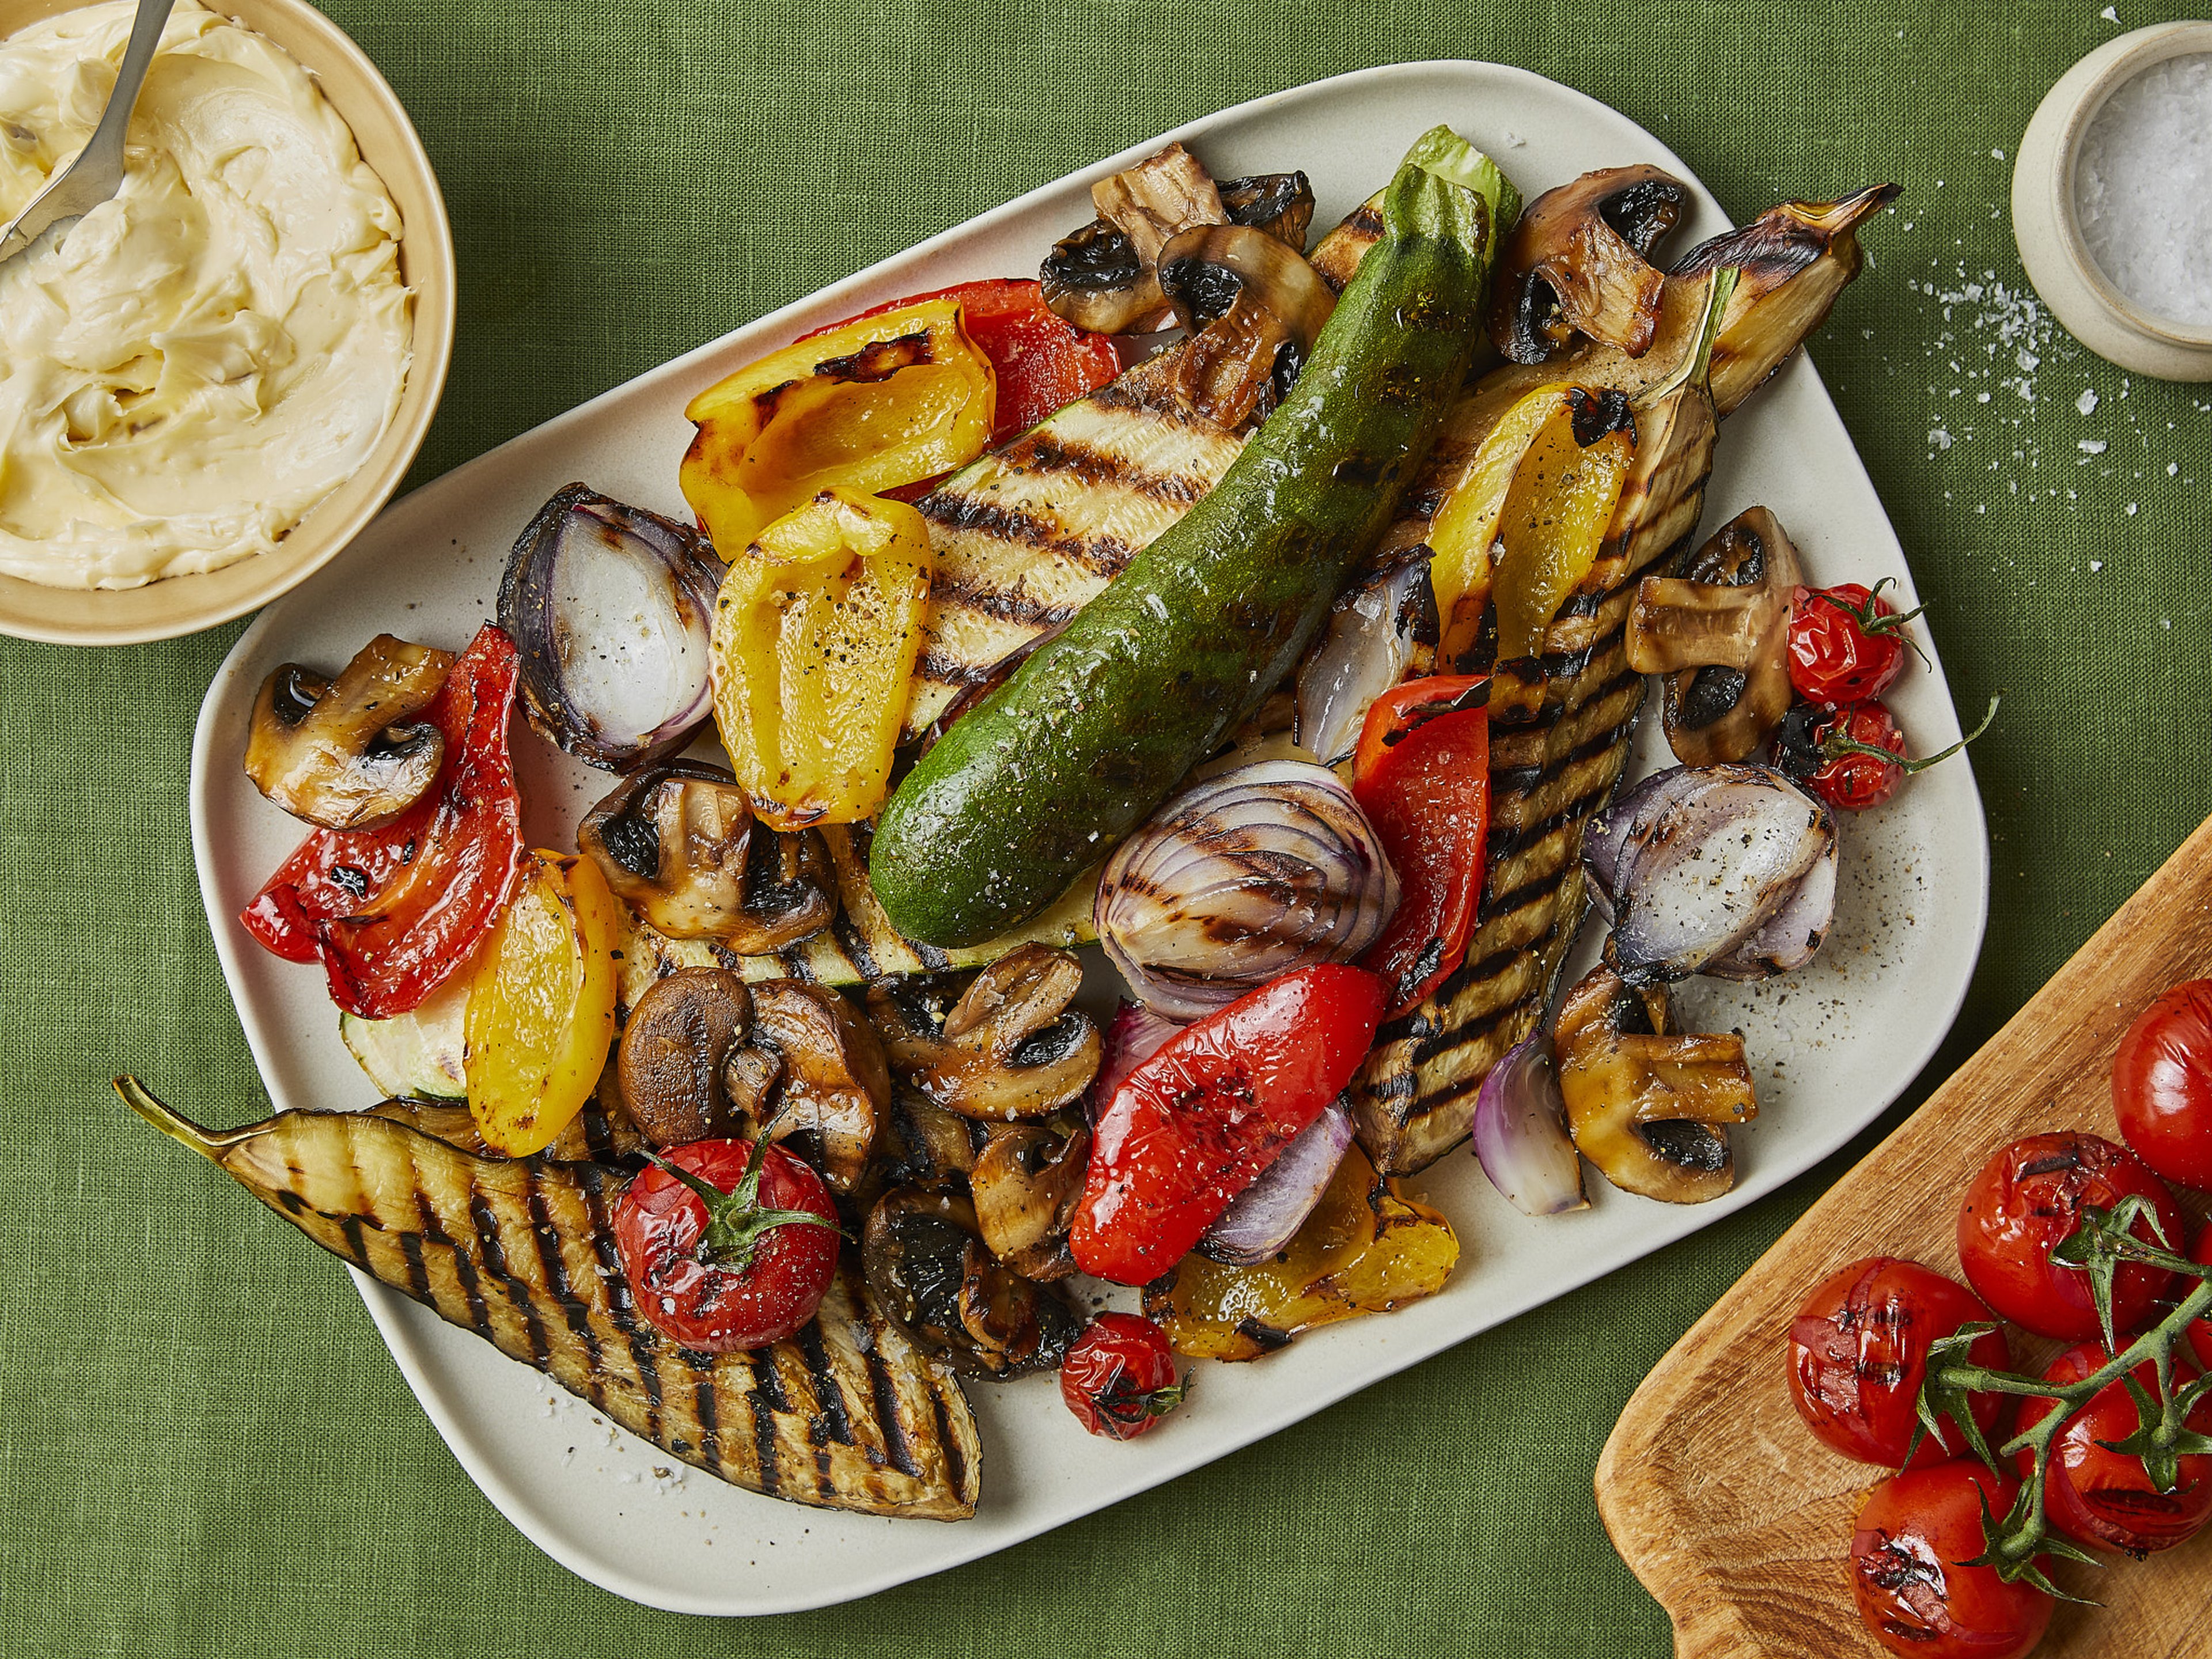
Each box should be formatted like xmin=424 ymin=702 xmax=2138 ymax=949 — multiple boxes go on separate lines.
xmin=0 ymin=0 xmax=453 ymax=646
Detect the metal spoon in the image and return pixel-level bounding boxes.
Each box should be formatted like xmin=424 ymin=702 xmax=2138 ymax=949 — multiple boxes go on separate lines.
xmin=0 ymin=0 xmax=177 ymax=267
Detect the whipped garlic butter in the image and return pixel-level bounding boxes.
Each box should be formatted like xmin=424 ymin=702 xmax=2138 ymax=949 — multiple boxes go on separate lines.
xmin=0 ymin=0 xmax=412 ymax=589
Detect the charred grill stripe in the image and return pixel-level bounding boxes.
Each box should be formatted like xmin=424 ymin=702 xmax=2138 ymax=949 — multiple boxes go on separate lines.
xmin=274 ymin=1187 xmax=308 ymax=1217
xmin=910 ymin=938 xmax=952 ymax=973
xmin=631 ymin=1327 xmax=666 ymax=1441
xmin=1412 ymin=999 xmax=1521 ymax=1063
xmin=694 ymin=1374 xmax=722 ymax=1473
xmin=397 ymin=1229 xmax=432 ymax=1301
xmin=830 ymin=912 xmax=881 ymax=983
xmin=337 ymin=1213 xmax=372 ymax=1266
xmin=578 ymin=1172 xmax=639 ymax=1331
xmin=778 ymin=946 xmax=817 ymax=983
xmin=471 ymin=1190 xmax=551 ymax=1369
xmin=862 ymin=1339 xmax=923 ymax=1478
xmin=751 ymin=1388 xmax=781 ymax=1498
xmin=751 ymin=1346 xmax=793 ymax=1414
xmin=930 ymin=1385 xmax=967 ymax=1497
xmin=1092 ymin=376 xmax=1211 ymax=425
xmin=796 ymin=1322 xmax=854 ymax=1446
xmin=418 ymin=1191 xmax=493 ymax=1339
xmin=527 ymin=1183 xmax=601 ymax=1376
xmin=923 ymin=577 xmax=1080 ymax=630
xmin=916 ymin=494 xmax=1138 ymax=579
xmin=1016 ymin=433 xmax=1213 ymax=505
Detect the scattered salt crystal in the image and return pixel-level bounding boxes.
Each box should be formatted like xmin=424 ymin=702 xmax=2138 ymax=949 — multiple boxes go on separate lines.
xmin=1929 ymin=429 xmax=1953 ymax=450
xmin=2126 ymin=502 xmax=2139 ymax=515
xmin=2169 ymin=461 xmax=2181 ymax=475
xmin=2081 ymin=438 xmax=2108 ymax=453
xmin=2101 ymin=5 xmax=2118 ymax=19
xmin=2074 ymin=52 xmax=2212 ymax=325
xmin=1993 ymin=147 xmax=2006 ymax=160
xmin=2161 ymin=617 xmax=2173 ymax=630
xmin=1500 ymin=130 xmax=1526 ymax=148
xmin=2077 ymin=388 xmax=2099 ymax=414
xmin=2017 ymin=348 xmax=2040 ymax=372
xmin=2090 ymin=559 xmax=2105 ymax=572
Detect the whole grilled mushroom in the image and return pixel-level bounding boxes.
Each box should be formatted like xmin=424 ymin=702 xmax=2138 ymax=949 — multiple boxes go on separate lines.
xmin=616 ymin=968 xmax=754 ymax=1147
xmin=579 ymin=763 xmax=835 ymax=952
xmin=1154 ymin=226 xmax=1337 ymax=427
xmin=1627 ymin=507 xmax=1805 ymax=767
xmin=862 ymin=1187 xmax=1082 ymax=1377
xmin=1489 ymin=164 xmax=1691 ymax=364
xmin=969 ymin=1122 xmax=1088 ymax=1281
xmin=1552 ymin=966 xmax=1757 ymax=1205
xmin=1040 ymin=142 xmax=1228 ymax=335
xmin=866 ymin=946 xmax=1101 ymax=1121
xmin=243 ymin=635 xmax=454 ymax=831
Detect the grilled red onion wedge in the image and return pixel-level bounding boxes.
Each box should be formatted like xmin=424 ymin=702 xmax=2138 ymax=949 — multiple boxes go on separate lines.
xmin=1471 ymin=1033 xmax=1586 ymax=1215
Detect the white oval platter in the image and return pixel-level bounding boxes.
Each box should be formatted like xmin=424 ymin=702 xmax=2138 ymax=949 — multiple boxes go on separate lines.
xmin=187 ymin=58 xmax=1988 ymax=1618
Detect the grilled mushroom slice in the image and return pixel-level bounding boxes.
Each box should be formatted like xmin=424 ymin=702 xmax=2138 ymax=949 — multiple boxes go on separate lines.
xmin=1218 ymin=172 xmax=1316 ymax=251
xmin=579 ymin=762 xmax=835 ymax=952
xmin=862 ymin=1187 xmax=1082 ymax=1377
xmin=969 ymin=1122 xmax=1089 ymax=1281
xmin=1156 ymin=224 xmax=1337 ymax=427
xmin=879 ymin=1092 xmax=985 ymax=1188
xmin=243 ymin=636 xmax=454 ymax=831
xmin=747 ymin=982 xmax=889 ymax=1193
xmin=866 ymin=946 xmax=1102 ymax=1121
xmin=1627 ymin=507 xmax=1805 ymax=766
xmin=616 ymin=967 xmax=753 ymax=1147
xmin=1490 ymin=164 xmax=1691 ymax=365
xmin=1552 ymin=966 xmax=1757 ymax=1205
xmin=1040 ymin=142 xmax=1228 ymax=335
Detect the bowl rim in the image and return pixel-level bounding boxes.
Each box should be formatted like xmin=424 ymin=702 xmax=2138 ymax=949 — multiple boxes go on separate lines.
xmin=0 ymin=0 xmax=455 ymax=647
xmin=2052 ymin=19 xmax=2212 ymax=351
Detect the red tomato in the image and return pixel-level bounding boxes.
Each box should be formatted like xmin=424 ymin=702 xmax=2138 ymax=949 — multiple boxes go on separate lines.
xmin=1071 ymin=964 xmax=1386 ymax=1286
xmin=2112 ymin=979 xmax=2212 ymax=1191
xmin=2016 ymin=1341 xmax=2212 ymax=1555
xmin=1775 ymin=700 xmax=1907 ymax=811
xmin=805 ymin=278 xmax=1119 ymax=450
xmin=1786 ymin=580 xmax=1922 ymax=704
xmin=612 ymin=1139 xmax=840 ymax=1353
xmin=1350 ymin=676 xmax=1490 ymax=1016
xmin=1787 ymin=1256 xmax=2012 ymax=1469
xmin=241 ymin=625 xmax=525 ymax=1017
xmin=1849 ymin=1462 xmax=2054 ymax=1659
xmin=1059 ymin=1312 xmax=1188 ymax=1440
xmin=1956 ymin=1132 xmax=2184 ymax=1342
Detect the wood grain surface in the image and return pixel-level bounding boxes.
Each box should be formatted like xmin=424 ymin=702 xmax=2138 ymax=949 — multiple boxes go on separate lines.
xmin=1597 ymin=810 xmax=2212 ymax=1659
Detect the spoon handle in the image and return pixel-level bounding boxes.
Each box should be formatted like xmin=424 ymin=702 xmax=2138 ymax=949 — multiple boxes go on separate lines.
xmin=82 ymin=0 xmax=177 ymax=172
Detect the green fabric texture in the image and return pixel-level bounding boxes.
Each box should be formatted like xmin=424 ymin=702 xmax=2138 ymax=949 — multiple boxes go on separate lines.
xmin=4 ymin=0 xmax=2210 ymax=1652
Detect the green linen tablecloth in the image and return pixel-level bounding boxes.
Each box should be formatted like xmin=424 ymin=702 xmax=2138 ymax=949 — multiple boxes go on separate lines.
xmin=4 ymin=1 xmax=2209 ymax=1652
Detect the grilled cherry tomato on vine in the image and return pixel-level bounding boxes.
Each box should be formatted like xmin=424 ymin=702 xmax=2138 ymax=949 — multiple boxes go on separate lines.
xmin=612 ymin=1138 xmax=841 ymax=1353
xmin=240 ymin=624 xmax=525 ymax=1017
xmin=1786 ymin=579 xmax=1924 ymax=704
xmin=1850 ymin=1462 xmax=2054 ymax=1659
xmin=1059 ymin=1312 xmax=1188 ymax=1440
xmin=804 ymin=278 xmax=1120 ymax=484
xmin=1787 ymin=1257 xmax=2012 ymax=1469
xmin=1956 ymin=1131 xmax=2184 ymax=1341
xmin=2113 ymin=979 xmax=2212 ymax=1191
xmin=1072 ymin=964 xmax=1387 ymax=1286
xmin=1776 ymin=695 xmax=1997 ymax=814
xmin=1350 ymin=675 xmax=1490 ymax=1015
xmin=2016 ymin=1341 xmax=2212 ymax=1555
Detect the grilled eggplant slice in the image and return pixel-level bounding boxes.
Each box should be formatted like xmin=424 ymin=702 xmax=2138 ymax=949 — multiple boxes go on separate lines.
xmin=122 ymin=1079 xmax=981 ymax=1521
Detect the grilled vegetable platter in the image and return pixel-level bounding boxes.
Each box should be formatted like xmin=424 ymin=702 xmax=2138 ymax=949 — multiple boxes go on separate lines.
xmin=171 ymin=66 xmax=1994 ymax=1613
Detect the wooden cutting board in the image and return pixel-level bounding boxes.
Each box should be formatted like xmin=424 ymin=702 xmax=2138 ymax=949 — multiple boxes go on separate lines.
xmin=1596 ymin=810 xmax=2212 ymax=1659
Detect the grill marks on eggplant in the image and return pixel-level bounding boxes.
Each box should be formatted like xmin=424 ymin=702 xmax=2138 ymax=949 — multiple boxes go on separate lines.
xmin=901 ymin=360 xmax=1247 ymax=738
xmin=142 ymin=1097 xmax=980 ymax=1520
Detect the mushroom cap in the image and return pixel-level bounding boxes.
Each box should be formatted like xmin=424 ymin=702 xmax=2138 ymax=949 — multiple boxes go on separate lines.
xmin=616 ymin=967 xmax=753 ymax=1147
xmin=243 ymin=635 xmax=454 ymax=831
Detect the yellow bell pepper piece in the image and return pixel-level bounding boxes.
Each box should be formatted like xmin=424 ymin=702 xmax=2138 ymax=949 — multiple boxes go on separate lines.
xmin=680 ymin=297 xmax=995 ymax=558
xmin=1425 ymin=382 xmax=1635 ymax=668
xmin=465 ymin=849 xmax=620 ymax=1156
xmin=1143 ymin=1143 xmax=1459 ymax=1361
xmin=710 ymin=488 xmax=933 ymax=830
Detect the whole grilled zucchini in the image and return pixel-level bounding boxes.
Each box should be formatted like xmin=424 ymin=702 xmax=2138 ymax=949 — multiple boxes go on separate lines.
xmin=870 ymin=132 xmax=1507 ymax=946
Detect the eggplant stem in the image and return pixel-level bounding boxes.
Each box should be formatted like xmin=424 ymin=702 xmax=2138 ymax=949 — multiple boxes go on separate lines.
xmin=114 ymin=1076 xmax=263 ymax=1159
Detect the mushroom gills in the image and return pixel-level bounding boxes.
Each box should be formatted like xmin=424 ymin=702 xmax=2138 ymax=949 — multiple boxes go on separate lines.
xmin=1218 ymin=172 xmax=1316 ymax=251
xmin=866 ymin=946 xmax=1101 ymax=1121
xmin=743 ymin=980 xmax=890 ymax=1193
xmin=243 ymin=635 xmax=454 ymax=831
xmin=1552 ymin=966 xmax=1755 ymax=1204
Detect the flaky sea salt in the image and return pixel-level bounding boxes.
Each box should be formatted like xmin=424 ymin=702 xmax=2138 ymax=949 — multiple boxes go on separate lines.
xmin=2077 ymin=388 xmax=2099 ymax=414
xmin=2074 ymin=52 xmax=2212 ymax=325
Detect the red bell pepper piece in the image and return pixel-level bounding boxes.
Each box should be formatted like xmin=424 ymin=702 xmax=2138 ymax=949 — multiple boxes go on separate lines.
xmin=805 ymin=278 xmax=1119 ymax=464
xmin=1071 ymin=964 xmax=1387 ymax=1286
xmin=240 ymin=624 xmax=526 ymax=1018
xmin=1351 ymin=676 xmax=1491 ymax=1018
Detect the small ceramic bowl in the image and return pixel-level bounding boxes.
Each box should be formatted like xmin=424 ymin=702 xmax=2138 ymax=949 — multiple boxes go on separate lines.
xmin=0 ymin=0 xmax=455 ymax=646
xmin=2012 ymin=20 xmax=2212 ymax=383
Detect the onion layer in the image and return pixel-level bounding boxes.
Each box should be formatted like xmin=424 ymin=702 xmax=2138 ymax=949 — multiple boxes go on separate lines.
xmin=499 ymin=483 xmax=726 ymax=771
xmin=1095 ymin=760 xmax=1400 ymax=1021
xmin=1092 ymin=998 xmax=1183 ymax=1115
xmin=1589 ymin=763 xmax=1837 ymax=983
xmin=1472 ymin=1033 xmax=1586 ymax=1216
xmin=1293 ymin=554 xmax=1438 ymax=766
xmin=1197 ymin=1097 xmax=1356 ymax=1264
